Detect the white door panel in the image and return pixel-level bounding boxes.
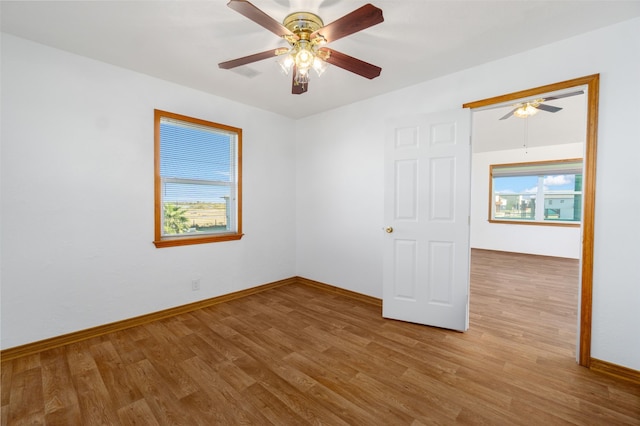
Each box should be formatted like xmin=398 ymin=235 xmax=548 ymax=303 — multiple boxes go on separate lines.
xmin=383 ymin=109 xmax=471 ymax=331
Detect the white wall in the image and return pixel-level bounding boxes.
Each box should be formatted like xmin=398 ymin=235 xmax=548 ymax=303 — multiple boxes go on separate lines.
xmin=0 ymin=35 xmax=297 ymax=349
xmin=2 ymin=17 xmax=639 ymax=372
xmin=470 ymin=143 xmax=584 ymax=258
xmin=296 ymin=18 xmax=640 ymax=370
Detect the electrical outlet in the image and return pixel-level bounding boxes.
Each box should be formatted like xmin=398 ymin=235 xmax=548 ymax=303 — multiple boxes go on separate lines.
xmin=191 ymin=279 xmax=200 ymax=291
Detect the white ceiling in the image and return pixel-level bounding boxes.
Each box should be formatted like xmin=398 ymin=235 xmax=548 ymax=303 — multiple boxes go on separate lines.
xmin=2 ymin=1 xmax=640 ymax=119
xmin=473 ymin=89 xmax=588 ymax=153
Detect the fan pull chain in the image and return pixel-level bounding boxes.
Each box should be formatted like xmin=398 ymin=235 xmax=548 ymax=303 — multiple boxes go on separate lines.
xmin=523 ymin=117 xmax=529 ymax=154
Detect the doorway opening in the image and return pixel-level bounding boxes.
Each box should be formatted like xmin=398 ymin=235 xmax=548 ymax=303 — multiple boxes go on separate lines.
xmin=463 ymin=74 xmax=599 ymax=367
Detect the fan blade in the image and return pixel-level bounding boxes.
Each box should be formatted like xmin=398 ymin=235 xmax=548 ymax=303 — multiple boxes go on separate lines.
xmin=311 ymin=4 xmax=383 ymax=43
xmin=227 ymin=0 xmax=296 ymax=38
xmin=543 ymin=90 xmax=584 ymax=101
xmin=535 ymin=104 xmax=562 ymax=113
xmin=499 ymin=108 xmax=519 ymax=120
xmin=291 ymin=66 xmax=308 ymax=95
xmin=319 ymin=48 xmax=381 ymax=79
xmin=218 ymin=49 xmax=281 ymax=69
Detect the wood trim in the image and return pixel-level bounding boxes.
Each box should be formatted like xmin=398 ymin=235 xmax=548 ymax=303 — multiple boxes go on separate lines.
xmin=0 ymin=277 xmax=296 ymax=362
xmin=579 ymin=75 xmax=599 ymax=367
xmin=462 ymin=74 xmax=599 ymax=109
xmin=0 ymin=276 xmax=381 ymax=362
xmin=153 ymin=232 xmax=244 ymax=248
xmin=488 ymin=158 xmax=583 ymax=227
xmin=491 ymin=158 xmax=584 ymax=169
xmin=296 ymin=276 xmax=383 ymax=307
xmin=487 ymin=220 xmax=580 ymax=228
xmin=4 ymin=273 xmax=635 ymax=386
xmin=463 ymin=74 xmax=600 ymax=367
xmin=154 ymin=110 xmax=162 ymax=243
xmin=152 ymin=109 xmax=243 ymax=249
xmin=487 ymin=164 xmax=493 ymax=221
xmin=590 ymin=358 xmax=640 ymax=385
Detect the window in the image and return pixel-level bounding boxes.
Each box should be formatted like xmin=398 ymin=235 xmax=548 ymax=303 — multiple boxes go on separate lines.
xmin=490 ymin=159 xmax=582 ymax=226
xmin=154 ymin=110 xmax=242 ymax=248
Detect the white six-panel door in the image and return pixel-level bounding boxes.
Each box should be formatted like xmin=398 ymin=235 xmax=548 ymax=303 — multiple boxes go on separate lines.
xmin=383 ymin=109 xmax=471 ymax=331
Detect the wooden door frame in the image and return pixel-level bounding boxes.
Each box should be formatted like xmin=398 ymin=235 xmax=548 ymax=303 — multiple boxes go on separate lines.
xmin=463 ymin=74 xmax=599 ymax=367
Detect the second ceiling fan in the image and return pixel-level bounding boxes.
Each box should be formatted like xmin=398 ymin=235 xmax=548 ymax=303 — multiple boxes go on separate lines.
xmin=499 ymin=90 xmax=584 ymax=120
xmin=218 ymin=0 xmax=384 ymax=94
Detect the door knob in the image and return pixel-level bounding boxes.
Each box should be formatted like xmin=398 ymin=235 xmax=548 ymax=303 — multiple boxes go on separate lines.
xmin=384 ymin=226 xmax=393 ymax=233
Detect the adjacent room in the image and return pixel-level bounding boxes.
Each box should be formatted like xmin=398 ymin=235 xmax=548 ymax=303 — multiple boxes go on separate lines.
xmin=2 ymin=1 xmax=639 ymax=424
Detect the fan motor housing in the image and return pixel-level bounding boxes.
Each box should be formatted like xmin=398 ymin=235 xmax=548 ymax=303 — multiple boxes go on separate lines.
xmin=283 ymin=12 xmax=324 ymax=40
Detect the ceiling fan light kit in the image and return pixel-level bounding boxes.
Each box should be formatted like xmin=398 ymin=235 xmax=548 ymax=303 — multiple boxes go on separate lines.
xmin=499 ymin=90 xmax=584 ymax=120
xmin=513 ymin=102 xmax=540 ymax=118
xmin=276 ymin=12 xmax=327 ymax=86
xmin=219 ymin=0 xmax=384 ymax=95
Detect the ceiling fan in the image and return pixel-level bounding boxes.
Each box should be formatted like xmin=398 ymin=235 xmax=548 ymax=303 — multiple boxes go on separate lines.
xmin=499 ymin=90 xmax=585 ymax=120
xmin=218 ymin=0 xmax=384 ymax=95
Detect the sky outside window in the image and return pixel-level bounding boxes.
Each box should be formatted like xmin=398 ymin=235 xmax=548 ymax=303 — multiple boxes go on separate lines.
xmin=494 ymin=174 xmax=576 ymax=194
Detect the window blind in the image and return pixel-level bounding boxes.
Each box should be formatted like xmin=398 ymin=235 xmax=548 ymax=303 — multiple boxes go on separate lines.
xmin=159 ymin=118 xmax=237 ymax=203
xmin=491 ymin=159 xmax=582 ymax=178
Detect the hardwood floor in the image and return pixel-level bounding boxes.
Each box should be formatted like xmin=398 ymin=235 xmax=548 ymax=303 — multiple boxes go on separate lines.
xmin=2 ymin=249 xmax=639 ymax=425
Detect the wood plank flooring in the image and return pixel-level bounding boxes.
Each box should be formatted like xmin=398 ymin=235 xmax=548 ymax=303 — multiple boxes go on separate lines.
xmin=2 ymin=249 xmax=639 ymax=425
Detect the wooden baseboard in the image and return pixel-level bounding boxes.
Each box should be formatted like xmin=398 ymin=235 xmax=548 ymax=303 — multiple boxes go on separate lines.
xmin=0 ymin=276 xmax=378 ymax=362
xmin=0 ymin=277 xmax=296 ymax=362
xmin=4 ymin=277 xmax=637 ymax=387
xmin=296 ymin=276 xmax=382 ymax=307
xmin=590 ymin=358 xmax=640 ymax=385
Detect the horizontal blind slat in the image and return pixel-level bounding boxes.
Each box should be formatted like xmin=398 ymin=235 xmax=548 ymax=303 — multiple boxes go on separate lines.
xmin=492 ymin=160 xmax=582 ymax=177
